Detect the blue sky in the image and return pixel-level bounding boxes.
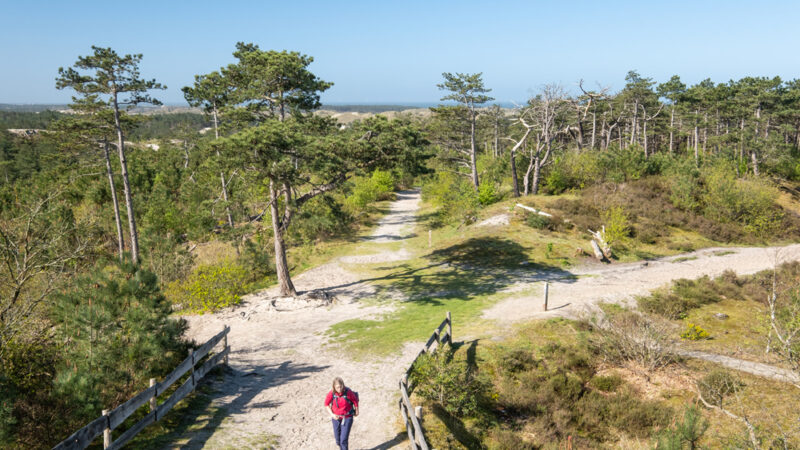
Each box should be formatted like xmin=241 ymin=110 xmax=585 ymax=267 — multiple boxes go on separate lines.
xmin=1 ymin=0 xmax=799 ymax=105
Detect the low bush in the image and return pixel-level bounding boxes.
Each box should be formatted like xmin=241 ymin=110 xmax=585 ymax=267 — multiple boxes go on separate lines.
xmin=697 ymin=369 xmax=743 ymax=407
xmin=589 ymin=374 xmax=624 ymax=392
xmin=590 ymin=310 xmax=677 ymax=370
xmin=525 ymin=213 xmax=550 ymax=230
xmin=409 ymin=347 xmax=486 ymax=418
xmin=477 ymin=180 xmax=498 ymax=206
xmin=487 ymin=341 xmax=672 ymax=445
xmin=165 ymin=260 xmax=249 ymax=313
xmin=346 ymin=169 xmax=396 ymax=210
xmin=638 ymin=271 xmax=746 ymax=319
xmin=680 ymin=323 xmax=710 ymax=340
xmin=422 ymin=172 xmax=479 ymax=226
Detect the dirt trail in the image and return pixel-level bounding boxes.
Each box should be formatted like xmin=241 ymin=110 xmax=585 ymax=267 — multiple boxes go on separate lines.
xmin=675 ymin=349 xmax=800 ymax=384
xmin=483 ymin=244 xmax=800 ymax=323
xmin=171 ymin=191 xmax=421 ymax=450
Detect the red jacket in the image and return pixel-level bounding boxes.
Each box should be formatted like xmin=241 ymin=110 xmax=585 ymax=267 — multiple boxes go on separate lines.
xmin=325 ymin=388 xmax=358 ymax=416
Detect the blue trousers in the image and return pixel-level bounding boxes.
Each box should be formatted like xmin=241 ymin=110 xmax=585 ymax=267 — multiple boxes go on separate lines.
xmin=331 ymin=416 xmax=353 ymax=450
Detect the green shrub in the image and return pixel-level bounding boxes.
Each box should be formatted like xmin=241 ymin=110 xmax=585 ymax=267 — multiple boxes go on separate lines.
xmin=347 ymin=169 xmax=396 ymax=210
xmin=680 ymin=323 xmax=710 ymax=340
xmin=370 ymin=168 xmax=395 ymax=197
xmin=701 ymin=165 xmax=784 ymax=237
xmin=477 ymin=181 xmax=498 ymax=206
xmin=409 ymin=347 xmax=486 ymax=417
xmin=589 ymin=374 xmax=624 ymax=392
xmin=601 ymin=205 xmax=630 ymax=247
xmin=422 ymin=172 xmax=479 ymax=226
xmin=638 ymin=276 xmax=727 ymax=319
xmin=525 ymin=213 xmax=550 ymax=230
xmin=165 ymin=260 xmax=249 ymax=313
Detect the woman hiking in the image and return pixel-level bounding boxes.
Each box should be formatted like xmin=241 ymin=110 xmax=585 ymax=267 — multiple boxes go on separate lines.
xmin=324 ymin=377 xmax=359 ymax=450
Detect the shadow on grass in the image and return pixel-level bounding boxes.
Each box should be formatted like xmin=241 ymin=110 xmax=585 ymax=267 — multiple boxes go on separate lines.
xmin=363 ymin=431 xmax=409 ymax=450
xmin=431 ymin=404 xmax=484 ymax=450
xmin=327 ymin=236 xmax=577 ymax=303
xmin=137 ymin=360 xmax=327 ymax=449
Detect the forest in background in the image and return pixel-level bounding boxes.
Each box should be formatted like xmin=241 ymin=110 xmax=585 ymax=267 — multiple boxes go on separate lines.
xmin=1 ymin=41 xmax=800 ymax=447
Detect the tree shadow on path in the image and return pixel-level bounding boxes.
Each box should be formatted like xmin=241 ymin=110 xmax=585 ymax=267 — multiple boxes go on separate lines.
xmin=151 ymin=359 xmax=328 ymax=449
xmin=328 ymin=236 xmax=577 ymax=305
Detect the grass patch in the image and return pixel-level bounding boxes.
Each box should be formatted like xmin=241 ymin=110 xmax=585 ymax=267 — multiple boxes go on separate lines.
xmin=672 ymin=255 xmax=699 ymax=263
xmin=327 ymin=236 xmax=577 ymax=357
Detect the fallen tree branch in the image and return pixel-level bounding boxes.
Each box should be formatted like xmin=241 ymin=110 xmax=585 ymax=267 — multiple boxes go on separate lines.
xmin=515 ymin=203 xmax=552 ymax=217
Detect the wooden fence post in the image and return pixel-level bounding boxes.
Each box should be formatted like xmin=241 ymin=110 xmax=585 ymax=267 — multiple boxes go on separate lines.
xmin=446 ymin=311 xmax=452 ymax=343
xmin=188 ymin=349 xmax=196 ymax=387
xmin=428 ymin=229 xmax=432 ymax=248
xmin=102 ymin=409 xmax=111 ymax=449
xmin=223 ymin=327 xmax=229 ymax=365
xmin=149 ymin=378 xmax=157 ymax=419
xmin=415 ymin=406 xmax=423 ymax=423
xmin=543 ymin=282 xmax=549 ymax=311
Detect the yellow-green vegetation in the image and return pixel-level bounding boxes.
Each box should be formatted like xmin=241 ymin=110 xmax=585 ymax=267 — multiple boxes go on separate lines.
xmin=408 ymin=319 xmax=800 ymax=448
xmin=165 ymin=260 xmax=249 ymax=313
xmin=681 ymin=323 xmax=711 ymax=340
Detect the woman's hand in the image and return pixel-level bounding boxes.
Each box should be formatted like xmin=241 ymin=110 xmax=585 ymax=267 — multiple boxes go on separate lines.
xmin=354 ymin=407 xmax=359 ymax=417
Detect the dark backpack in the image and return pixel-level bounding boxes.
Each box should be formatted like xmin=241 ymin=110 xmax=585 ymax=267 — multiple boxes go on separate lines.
xmin=332 ymin=387 xmax=359 ymax=415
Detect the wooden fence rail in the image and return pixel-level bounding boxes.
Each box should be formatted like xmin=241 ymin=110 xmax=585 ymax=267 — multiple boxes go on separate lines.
xmin=399 ymin=311 xmax=452 ymax=450
xmin=53 ymin=325 xmax=230 ymax=450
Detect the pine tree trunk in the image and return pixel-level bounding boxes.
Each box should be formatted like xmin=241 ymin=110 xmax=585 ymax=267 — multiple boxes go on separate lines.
xmin=270 ymin=182 xmax=296 ymax=297
xmin=470 ymin=110 xmax=479 ymax=189
xmin=751 ymin=151 xmax=760 ymax=176
xmin=103 ymin=139 xmax=125 ymax=260
xmin=643 ymin=120 xmax=648 ymax=157
xmin=669 ymin=106 xmax=675 ymax=153
xmin=112 ymin=90 xmax=140 ymax=264
xmin=510 ymin=149 xmax=519 ymax=197
xmin=212 ymin=108 xmax=234 ymax=228
xmin=591 ymin=111 xmax=597 ymax=149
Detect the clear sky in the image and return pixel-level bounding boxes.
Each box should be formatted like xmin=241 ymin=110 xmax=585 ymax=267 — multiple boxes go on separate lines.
xmin=1 ymin=0 xmax=799 ymax=105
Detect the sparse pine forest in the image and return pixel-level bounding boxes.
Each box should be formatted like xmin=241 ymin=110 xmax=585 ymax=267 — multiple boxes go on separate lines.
xmin=2 ymin=42 xmax=800 ymax=448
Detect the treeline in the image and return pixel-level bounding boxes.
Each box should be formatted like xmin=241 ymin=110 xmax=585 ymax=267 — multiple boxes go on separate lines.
xmin=0 ymin=110 xmax=66 ymax=129
xmin=0 ymin=110 xmax=210 ymax=140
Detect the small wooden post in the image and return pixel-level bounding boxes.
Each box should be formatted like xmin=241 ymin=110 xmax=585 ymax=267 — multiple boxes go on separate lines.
xmin=223 ymin=326 xmax=229 ymax=365
xmin=543 ymin=282 xmax=549 ymax=311
xmin=446 ymin=311 xmax=452 ymax=343
xmin=415 ymin=406 xmax=423 ymax=422
xmin=428 ymin=229 xmax=432 ymax=248
xmin=188 ymin=349 xmax=196 ymax=387
xmin=102 ymin=409 xmax=111 ymax=449
xmin=149 ymin=378 xmax=157 ymax=416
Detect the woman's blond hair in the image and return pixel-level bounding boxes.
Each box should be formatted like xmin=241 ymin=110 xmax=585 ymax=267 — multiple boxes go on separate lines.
xmin=332 ymin=377 xmax=345 ymax=392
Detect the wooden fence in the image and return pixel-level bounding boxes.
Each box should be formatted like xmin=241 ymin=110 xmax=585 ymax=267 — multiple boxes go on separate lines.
xmin=53 ymin=325 xmax=230 ymax=450
xmin=399 ymin=312 xmax=452 ymax=450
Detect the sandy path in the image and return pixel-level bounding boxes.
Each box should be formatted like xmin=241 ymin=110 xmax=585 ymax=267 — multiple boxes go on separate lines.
xmin=483 ymin=244 xmax=800 ymax=323
xmin=170 ymin=191 xmax=421 ymax=450
xmin=676 ymin=349 xmax=800 ymax=384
